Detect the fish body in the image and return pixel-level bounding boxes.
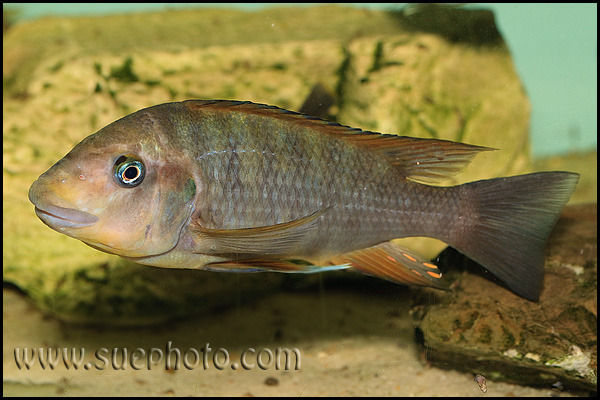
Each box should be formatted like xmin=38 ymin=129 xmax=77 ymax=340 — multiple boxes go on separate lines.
xmin=28 ymin=100 xmax=579 ymax=301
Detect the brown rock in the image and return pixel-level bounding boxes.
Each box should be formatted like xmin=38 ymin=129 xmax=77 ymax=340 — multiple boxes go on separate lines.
xmin=413 ymin=204 xmax=597 ymax=391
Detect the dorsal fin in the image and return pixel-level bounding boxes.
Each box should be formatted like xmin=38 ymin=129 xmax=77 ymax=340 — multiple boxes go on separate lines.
xmin=363 ymin=135 xmax=495 ymax=183
xmin=182 ymin=100 xmax=494 ymax=183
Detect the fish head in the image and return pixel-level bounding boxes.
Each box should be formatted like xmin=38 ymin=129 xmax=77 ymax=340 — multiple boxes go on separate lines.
xmin=28 ymin=109 xmax=197 ymax=258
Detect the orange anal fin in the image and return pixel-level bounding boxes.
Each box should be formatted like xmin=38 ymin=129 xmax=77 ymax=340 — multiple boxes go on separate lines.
xmin=329 ymin=242 xmax=448 ymax=290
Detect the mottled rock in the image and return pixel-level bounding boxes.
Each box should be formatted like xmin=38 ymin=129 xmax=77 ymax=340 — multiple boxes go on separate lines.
xmin=413 ymin=203 xmax=597 ymax=391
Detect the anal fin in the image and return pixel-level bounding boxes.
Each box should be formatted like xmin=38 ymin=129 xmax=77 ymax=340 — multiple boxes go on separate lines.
xmin=329 ymin=241 xmax=448 ymax=290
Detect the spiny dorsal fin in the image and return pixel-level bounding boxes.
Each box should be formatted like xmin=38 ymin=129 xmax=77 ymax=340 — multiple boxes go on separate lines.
xmin=183 ymin=100 xmax=494 ymax=183
xmin=366 ymin=135 xmax=495 ymax=183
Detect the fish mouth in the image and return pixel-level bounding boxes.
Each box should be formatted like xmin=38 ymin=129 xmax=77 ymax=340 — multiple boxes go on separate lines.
xmin=34 ymin=204 xmax=99 ymax=229
xmin=29 ymin=177 xmax=99 ymax=229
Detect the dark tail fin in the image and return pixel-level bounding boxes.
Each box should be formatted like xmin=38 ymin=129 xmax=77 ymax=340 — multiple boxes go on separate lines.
xmin=452 ymin=172 xmax=579 ymax=301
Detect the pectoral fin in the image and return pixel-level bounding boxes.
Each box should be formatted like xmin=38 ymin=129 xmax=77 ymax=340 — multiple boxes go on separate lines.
xmin=328 ymin=241 xmax=448 ymax=290
xmin=191 ymin=207 xmax=329 ymax=256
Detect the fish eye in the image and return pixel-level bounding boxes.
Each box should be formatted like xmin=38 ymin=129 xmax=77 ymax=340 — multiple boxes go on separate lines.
xmin=113 ymin=155 xmax=145 ymax=187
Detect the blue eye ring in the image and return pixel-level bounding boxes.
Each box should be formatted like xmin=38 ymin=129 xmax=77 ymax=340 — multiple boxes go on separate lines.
xmin=114 ymin=155 xmax=145 ymax=187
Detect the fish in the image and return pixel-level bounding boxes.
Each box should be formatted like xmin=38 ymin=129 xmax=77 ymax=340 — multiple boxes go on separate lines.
xmin=28 ymin=100 xmax=579 ymax=301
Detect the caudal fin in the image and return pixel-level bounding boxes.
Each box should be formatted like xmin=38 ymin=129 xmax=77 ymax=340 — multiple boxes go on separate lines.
xmin=453 ymin=171 xmax=579 ymax=301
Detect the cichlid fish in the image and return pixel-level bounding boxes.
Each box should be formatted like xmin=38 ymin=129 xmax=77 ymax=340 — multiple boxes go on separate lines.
xmin=28 ymin=100 xmax=579 ymax=301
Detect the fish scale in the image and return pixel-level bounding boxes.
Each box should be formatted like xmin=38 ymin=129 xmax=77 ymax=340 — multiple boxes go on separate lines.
xmin=185 ymin=106 xmax=412 ymax=257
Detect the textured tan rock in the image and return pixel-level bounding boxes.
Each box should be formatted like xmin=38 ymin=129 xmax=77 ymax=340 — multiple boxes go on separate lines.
xmin=3 ymin=5 xmax=532 ymax=323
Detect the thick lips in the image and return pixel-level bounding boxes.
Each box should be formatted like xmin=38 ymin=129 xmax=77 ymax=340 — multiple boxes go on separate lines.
xmin=29 ymin=178 xmax=99 ymax=229
xmin=34 ymin=203 xmax=99 ymax=229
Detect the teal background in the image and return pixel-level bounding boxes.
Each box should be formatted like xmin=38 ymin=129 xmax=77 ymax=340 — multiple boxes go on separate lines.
xmin=4 ymin=3 xmax=597 ymax=158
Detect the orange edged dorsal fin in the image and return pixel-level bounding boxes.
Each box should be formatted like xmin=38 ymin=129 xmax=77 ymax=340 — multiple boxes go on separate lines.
xmin=183 ymin=100 xmax=494 ymax=183
xmin=191 ymin=207 xmax=330 ymax=256
xmin=329 ymin=241 xmax=448 ymax=290
xmin=356 ymin=136 xmax=495 ymax=183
